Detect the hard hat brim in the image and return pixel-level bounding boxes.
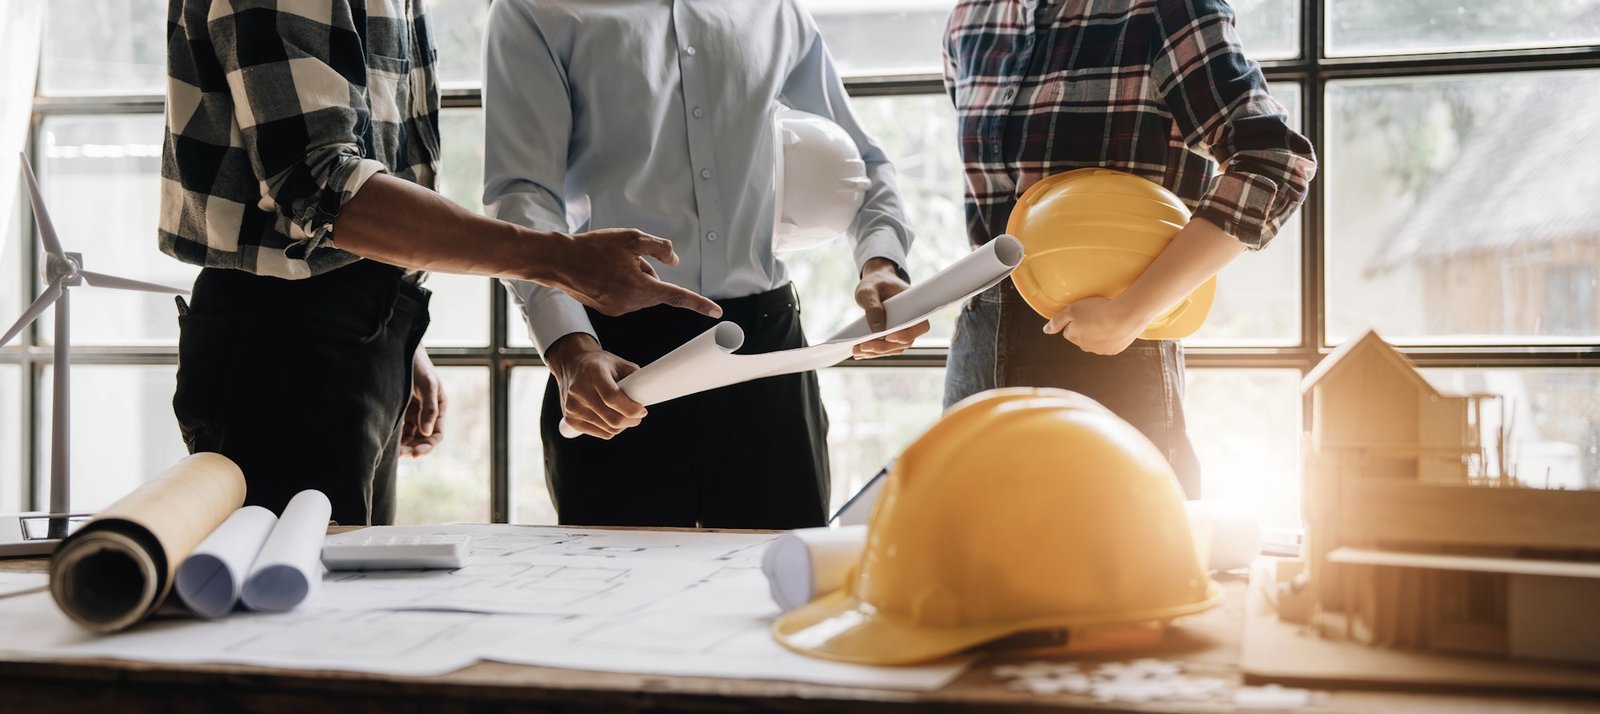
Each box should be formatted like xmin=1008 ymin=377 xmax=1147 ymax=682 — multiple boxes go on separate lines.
xmin=773 ymin=579 xmax=1225 ymax=666
xmin=772 ymin=589 xmax=1015 ymax=666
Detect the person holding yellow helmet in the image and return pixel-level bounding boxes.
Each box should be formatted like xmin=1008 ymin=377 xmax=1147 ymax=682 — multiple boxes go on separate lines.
xmin=941 ymin=0 xmax=1317 ymax=496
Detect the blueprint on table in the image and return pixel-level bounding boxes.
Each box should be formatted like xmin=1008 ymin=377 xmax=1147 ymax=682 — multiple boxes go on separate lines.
xmin=0 ymin=525 xmax=971 ymax=690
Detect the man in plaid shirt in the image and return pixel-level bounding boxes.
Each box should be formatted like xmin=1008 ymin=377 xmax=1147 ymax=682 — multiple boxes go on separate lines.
xmin=943 ymin=0 xmax=1317 ymax=496
xmin=163 ymin=0 xmax=719 ymax=524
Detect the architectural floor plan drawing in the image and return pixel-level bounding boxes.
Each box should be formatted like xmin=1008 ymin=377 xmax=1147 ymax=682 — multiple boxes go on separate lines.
xmin=0 ymin=526 xmax=971 ymax=689
xmin=0 ymin=592 xmax=558 ymax=676
xmin=314 ymin=526 xmax=769 ymax=615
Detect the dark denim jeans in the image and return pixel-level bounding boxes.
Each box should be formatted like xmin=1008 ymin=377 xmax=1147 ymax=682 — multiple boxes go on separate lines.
xmin=944 ymin=280 xmax=1202 ymax=498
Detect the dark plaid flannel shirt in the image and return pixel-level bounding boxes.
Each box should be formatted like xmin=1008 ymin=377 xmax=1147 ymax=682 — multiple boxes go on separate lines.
xmin=945 ymin=0 xmax=1316 ymax=250
xmin=160 ymin=0 xmax=441 ymax=279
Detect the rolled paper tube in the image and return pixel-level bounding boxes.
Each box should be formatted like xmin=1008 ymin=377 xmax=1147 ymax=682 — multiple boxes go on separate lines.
xmin=241 ymin=490 xmax=332 ymax=613
xmin=176 ymin=505 xmax=278 ymax=619
xmin=761 ymin=526 xmax=868 ymax=613
xmin=763 ymin=500 xmax=1263 ymax=612
xmin=49 ymin=453 xmax=247 ymax=632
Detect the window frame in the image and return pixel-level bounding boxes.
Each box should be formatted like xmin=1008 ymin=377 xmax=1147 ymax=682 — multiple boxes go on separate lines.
xmin=7 ymin=0 xmax=1600 ymax=520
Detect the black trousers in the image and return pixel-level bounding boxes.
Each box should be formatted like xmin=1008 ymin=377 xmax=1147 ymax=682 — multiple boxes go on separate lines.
xmin=172 ymin=260 xmax=430 ymax=526
xmin=540 ymin=283 xmax=830 ymax=529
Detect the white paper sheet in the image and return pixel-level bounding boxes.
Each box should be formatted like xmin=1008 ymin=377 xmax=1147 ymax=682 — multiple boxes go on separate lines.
xmin=176 ymin=506 xmax=277 ymax=619
xmin=241 ymin=490 xmax=331 ymax=613
xmin=0 ymin=572 xmax=48 ymax=598
xmin=0 ymin=526 xmax=972 ymax=690
xmin=560 ymin=235 xmax=1024 ymax=437
xmin=316 ymin=525 xmax=761 ymax=616
xmin=478 ymin=528 xmax=971 ymax=691
xmin=761 ymin=526 xmax=867 ymax=612
xmin=0 ymin=592 xmax=553 ymax=677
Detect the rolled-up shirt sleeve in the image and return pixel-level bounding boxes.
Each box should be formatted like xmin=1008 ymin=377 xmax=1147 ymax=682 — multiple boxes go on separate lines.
xmin=207 ymin=0 xmax=387 ymax=257
xmin=1150 ymin=0 xmax=1317 ymax=250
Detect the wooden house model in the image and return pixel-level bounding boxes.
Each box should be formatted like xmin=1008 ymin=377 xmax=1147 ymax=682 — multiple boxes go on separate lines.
xmin=1271 ymin=330 xmax=1600 ymax=666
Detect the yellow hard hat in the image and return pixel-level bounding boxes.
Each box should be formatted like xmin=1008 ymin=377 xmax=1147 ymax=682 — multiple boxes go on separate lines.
xmin=773 ymin=388 xmax=1219 ymax=665
xmin=1006 ymin=168 xmax=1216 ymax=340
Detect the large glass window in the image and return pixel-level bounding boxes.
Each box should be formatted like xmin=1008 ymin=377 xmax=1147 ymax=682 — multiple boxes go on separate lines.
xmin=395 ymin=367 xmax=492 ymax=524
xmin=35 ymin=365 xmax=187 ymax=512
xmin=1185 ymin=370 xmax=1303 ymax=529
xmin=1420 ymin=369 xmax=1600 ymax=490
xmin=1325 ymin=69 xmax=1600 ymax=345
xmin=10 ymin=1 xmax=1596 ymax=532
xmin=40 ymin=0 xmax=165 ymax=96
xmin=0 ymin=365 xmax=19 ymax=514
xmin=1328 ymin=0 xmax=1600 ymax=56
xmin=37 ymin=114 xmax=191 ymax=347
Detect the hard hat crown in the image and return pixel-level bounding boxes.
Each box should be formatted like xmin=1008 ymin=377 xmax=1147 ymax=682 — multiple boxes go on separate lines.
xmin=1007 ymin=168 xmax=1217 ymax=339
xmin=775 ymin=388 xmax=1220 ymax=665
xmin=770 ymin=106 xmax=870 ymax=253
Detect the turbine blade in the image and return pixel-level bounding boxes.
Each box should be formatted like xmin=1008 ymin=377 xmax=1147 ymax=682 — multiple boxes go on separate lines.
xmin=18 ymin=153 xmax=66 ymax=260
xmin=80 ymin=270 xmax=190 ymax=296
xmin=0 ymin=281 xmax=64 ymax=349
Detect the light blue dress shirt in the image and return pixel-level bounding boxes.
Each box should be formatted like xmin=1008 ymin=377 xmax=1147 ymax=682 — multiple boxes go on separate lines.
xmin=482 ymin=0 xmax=915 ymax=354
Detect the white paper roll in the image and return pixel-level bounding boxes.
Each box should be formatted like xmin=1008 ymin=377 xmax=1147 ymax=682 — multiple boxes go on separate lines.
xmin=765 ymin=498 xmax=1264 ymax=612
xmin=560 ymin=236 xmax=1024 ymax=438
xmin=241 ymin=490 xmax=331 ymax=613
xmin=176 ymin=505 xmax=278 ymax=619
xmin=761 ymin=526 xmax=868 ymax=613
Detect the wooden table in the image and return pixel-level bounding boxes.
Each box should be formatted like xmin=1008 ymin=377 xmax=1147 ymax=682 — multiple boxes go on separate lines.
xmin=3 ymin=529 xmax=1598 ymax=714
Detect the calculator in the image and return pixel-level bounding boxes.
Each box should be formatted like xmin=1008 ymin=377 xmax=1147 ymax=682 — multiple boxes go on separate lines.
xmin=321 ymin=534 xmax=471 ymax=571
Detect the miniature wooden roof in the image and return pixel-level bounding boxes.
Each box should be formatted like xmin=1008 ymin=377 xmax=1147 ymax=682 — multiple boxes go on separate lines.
xmin=1301 ymin=330 xmax=1443 ymax=397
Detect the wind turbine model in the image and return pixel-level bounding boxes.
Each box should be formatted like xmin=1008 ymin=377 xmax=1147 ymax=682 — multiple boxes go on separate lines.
xmin=0 ymin=152 xmax=190 ymax=554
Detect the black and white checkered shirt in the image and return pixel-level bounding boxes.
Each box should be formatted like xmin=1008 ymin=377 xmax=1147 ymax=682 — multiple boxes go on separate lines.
xmin=160 ymin=0 xmax=441 ymax=279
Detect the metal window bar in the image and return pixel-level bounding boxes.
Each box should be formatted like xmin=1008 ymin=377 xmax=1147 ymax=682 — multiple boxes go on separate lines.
xmin=7 ymin=0 xmax=1600 ymax=519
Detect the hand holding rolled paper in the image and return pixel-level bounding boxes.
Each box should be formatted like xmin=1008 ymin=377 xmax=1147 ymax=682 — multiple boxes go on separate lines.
xmin=559 ymin=235 xmax=1025 ymax=438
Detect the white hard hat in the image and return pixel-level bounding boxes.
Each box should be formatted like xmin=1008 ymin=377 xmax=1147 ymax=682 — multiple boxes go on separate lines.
xmin=771 ymin=106 xmax=871 ymax=253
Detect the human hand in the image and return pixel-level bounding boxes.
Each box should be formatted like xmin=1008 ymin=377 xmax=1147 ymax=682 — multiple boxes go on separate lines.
xmin=546 ymin=334 xmax=646 ymax=439
xmin=401 ymin=347 xmax=446 ymax=457
xmin=551 ymin=228 xmax=723 ymax=319
xmin=1043 ymin=296 xmax=1151 ymax=355
xmin=852 ymin=258 xmax=929 ymax=358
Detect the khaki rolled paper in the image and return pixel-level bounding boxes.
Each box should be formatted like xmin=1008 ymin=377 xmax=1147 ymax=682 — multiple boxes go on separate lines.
xmin=49 ymin=452 xmax=246 ymax=632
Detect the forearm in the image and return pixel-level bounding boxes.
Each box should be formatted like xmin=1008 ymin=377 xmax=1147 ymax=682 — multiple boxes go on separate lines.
xmin=333 ymin=173 xmax=567 ymax=283
xmin=1117 ymin=217 xmax=1246 ymax=320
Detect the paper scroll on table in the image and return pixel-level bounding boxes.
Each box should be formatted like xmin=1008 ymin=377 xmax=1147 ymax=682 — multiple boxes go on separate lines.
xmin=764 ymin=502 xmax=1263 ymax=613
xmin=48 ymin=453 xmax=246 ymax=632
xmin=561 ymin=234 xmax=1025 ymax=437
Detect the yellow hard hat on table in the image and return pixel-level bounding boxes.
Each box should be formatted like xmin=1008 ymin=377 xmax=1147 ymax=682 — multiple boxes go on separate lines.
xmin=1006 ymin=168 xmax=1216 ymax=340
xmin=773 ymin=388 xmax=1219 ymax=665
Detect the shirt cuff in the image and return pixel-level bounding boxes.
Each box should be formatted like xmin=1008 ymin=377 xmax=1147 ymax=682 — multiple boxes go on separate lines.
xmin=292 ymin=155 xmax=387 ymax=258
xmin=853 ymin=226 xmax=912 ymax=278
xmin=1194 ymin=172 xmax=1280 ymax=251
xmin=504 ymin=279 xmax=598 ymax=356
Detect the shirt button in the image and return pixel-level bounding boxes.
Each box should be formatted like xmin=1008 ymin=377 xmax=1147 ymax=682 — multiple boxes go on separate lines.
xmin=684 ymin=45 xmax=696 ymax=56
xmin=706 ymin=231 xmax=719 ymax=242
xmin=700 ymin=168 xmax=712 ymax=179
xmin=693 ymin=106 xmax=705 ymax=119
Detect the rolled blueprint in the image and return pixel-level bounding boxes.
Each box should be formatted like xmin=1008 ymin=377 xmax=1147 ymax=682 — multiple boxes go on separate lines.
xmin=49 ymin=453 xmax=246 ymax=632
xmin=561 ymin=235 xmax=1025 ymax=437
xmin=764 ymin=500 xmax=1263 ymax=611
xmin=175 ymin=505 xmax=278 ymax=619
xmin=241 ymin=489 xmax=331 ymax=613
xmin=763 ymin=526 xmax=868 ymax=613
